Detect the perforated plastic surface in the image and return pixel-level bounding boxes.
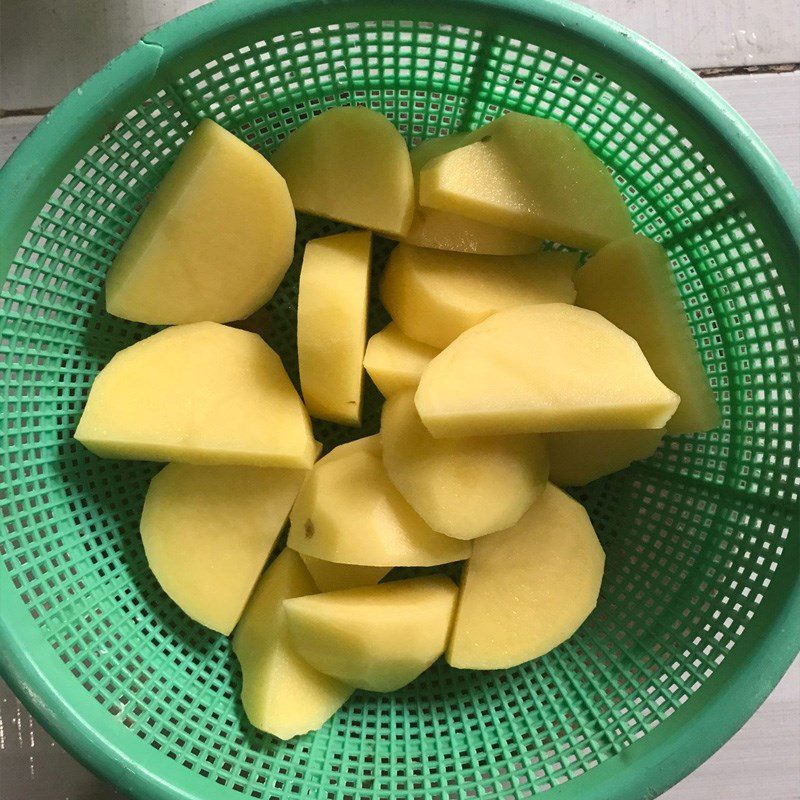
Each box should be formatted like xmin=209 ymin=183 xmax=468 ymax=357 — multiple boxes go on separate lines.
xmin=0 ymin=2 xmax=798 ymax=799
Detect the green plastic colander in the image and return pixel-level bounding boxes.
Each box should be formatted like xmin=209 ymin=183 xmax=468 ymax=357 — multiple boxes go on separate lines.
xmin=1 ymin=1 xmax=798 ymax=798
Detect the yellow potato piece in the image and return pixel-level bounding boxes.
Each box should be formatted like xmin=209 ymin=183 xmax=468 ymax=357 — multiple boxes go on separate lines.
xmin=298 ymin=232 xmax=371 ymax=425
xmin=271 ymin=107 xmax=414 ymax=237
xmin=419 ymin=113 xmax=633 ymax=251
xmin=75 ymin=322 xmax=315 ymax=468
xmin=299 ymin=554 xmax=390 ymax=592
xmin=285 ymin=576 xmax=457 ymax=692
xmin=447 ymin=484 xmax=605 ymax=669
xmin=415 ymin=304 xmax=680 ymax=437
xmin=576 ymin=234 xmax=721 ymax=435
xmin=547 ymin=428 xmax=665 ymax=486
xmin=363 ymin=323 xmax=439 ymax=397
xmin=381 ymin=243 xmax=578 ymax=349
xmin=141 ymin=463 xmax=308 ymax=634
xmin=105 ymin=119 xmax=295 ymax=324
xmin=232 ymin=550 xmax=352 ymax=739
xmin=402 ymin=135 xmax=541 ymax=254
xmin=287 ymin=440 xmax=471 ymax=567
xmin=381 ymin=390 xmax=548 ymax=540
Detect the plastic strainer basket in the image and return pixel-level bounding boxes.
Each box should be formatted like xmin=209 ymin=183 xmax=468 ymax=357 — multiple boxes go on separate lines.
xmin=1 ymin=0 xmax=798 ymax=798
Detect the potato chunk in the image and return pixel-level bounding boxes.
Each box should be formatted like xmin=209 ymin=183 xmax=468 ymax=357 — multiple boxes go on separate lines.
xmin=287 ymin=439 xmax=471 ymax=567
xmin=271 ymin=107 xmax=414 ymax=236
xmin=298 ymin=232 xmax=371 ymax=425
xmin=285 ymin=576 xmax=457 ymax=691
xmin=403 ymin=134 xmax=541 ymax=254
xmin=75 ymin=322 xmax=315 ymax=468
xmin=381 ymin=390 xmax=548 ymax=539
xmin=363 ymin=323 xmax=439 ymax=397
xmin=419 ymin=113 xmax=633 ymax=251
xmin=447 ymin=484 xmax=604 ymax=669
xmin=415 ymin=304 xmax=679 ymax=437
xmin=141 ymin=463 xmax=308 ymax=634
xmin=106 ymin=119 xmax=295 ymax=324
xmin=576 ymin=234 xmax=720 ymax=434
xmin=233 ymin=550 xmax=352 ymax=739
xmin=381 ymin=243 xmax=577 ymax=349
xmin=299 ymin=554 xmax=390 ymax=593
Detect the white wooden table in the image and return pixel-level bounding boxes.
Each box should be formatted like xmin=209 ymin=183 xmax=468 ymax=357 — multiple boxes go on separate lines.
xmin=1 ymin=1 xmax=798 ymax=798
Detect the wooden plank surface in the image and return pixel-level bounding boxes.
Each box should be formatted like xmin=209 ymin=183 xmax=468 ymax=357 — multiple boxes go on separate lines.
xmin=1 ymin=1 xmax=798 ymax=799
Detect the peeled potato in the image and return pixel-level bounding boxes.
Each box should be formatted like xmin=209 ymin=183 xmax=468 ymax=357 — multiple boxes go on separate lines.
xmin=287 ymin=439 xmax=471 ymax=567
xmin=403 ymin=135 xmax=541 ymax=254
xmin=299 ymin=554 xmax=390 ymax=593
xmin=447 ymin=484 xmax=605 ymax=669
xmin=141 ymin=463 xmax=308 ymax=635
xmin=75 ymin=322 xmax=315 ymax=468
xmin=381 ymin=390 xmax=548 ymax=539
xmin=419 ymin=113 xmax=633 ymax=251
xmin=298 ymin=231 xmax=372 ymax=425
xmin=271 ymin=107 xmax=414 ymax=236
xmin=415 ymin=304 xmax=680 ymax=437
xmin=547 ymin=428 xmax=665 ymax=486
xmin=363 ymin=323 xmax=439 ymax=397
xmin=232 ymin=550 xmax=352 ymax=739
xmin=576 ymin=234 xmax=721 ymax=434
xmin=106 ymin=119 xmax=295 ymax=324
xmin=381 ymin=243 xmax=578 ymax=349
xmin=285 ymin=576 xmax=457 ymax=691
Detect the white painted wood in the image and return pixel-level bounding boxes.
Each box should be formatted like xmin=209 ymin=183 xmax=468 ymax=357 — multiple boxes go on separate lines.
xmin=706 ymin=71 xmax=800 ymax=186
xmin=579 ymin=0 xmax=800 ymax=69
xmin=0 ymin=116 xmax=42 ymax=166
xmin=1 ymin=0 xmax=799 ymax=111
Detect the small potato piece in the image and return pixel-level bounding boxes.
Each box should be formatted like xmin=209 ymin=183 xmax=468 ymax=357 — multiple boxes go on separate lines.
xmin=381 ymin=390 xmax=548 ymax=540
xmin=299 ymin=554 xmax=390 ymax=592
xmin=447 ymin=484 xmax=605 ymax=669
xmin=403 ymin=135 xmax=541 ymax=254
xmin=285 ymin=576 xmax=458 ymax=692
xmin=363 ymin=323 xmax=439 ymax=397
xmin=415 ymin=304 xmax=680 ymax=437
xmin=233 ymin=550 xmax=352 ymax=739
xmin=141 ymin=463 xmax=308 ymax=634
xmin=287 ymin=440 xmax=471 ymax=567
xmin=419 ymin=113 xmax=633 ymax=251
xmin=106 ymin=119 xmax=295 ymax=324
xmin=298 ymin=232 xmax=372 ymax=425
xmin=271 ymin=107 xmax=414 ymax=237
xmin=547 ymin=428 xmax=665 ymax=486
xmin=381 ymin=243 xmax=578 ymax=349
xmin=75 ymin=322 xmax=316 ymax=468
xmin=576 ymin=234 xmax=721 ymax=434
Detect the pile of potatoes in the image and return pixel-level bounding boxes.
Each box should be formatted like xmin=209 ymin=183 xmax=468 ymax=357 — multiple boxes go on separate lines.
xmin=76 ymin=108 xmax=719 ymax=739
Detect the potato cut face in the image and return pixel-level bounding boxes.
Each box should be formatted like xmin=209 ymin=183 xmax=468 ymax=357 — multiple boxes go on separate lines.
xmin=576 ymin=234 xmax=721 ymax=434
xmin=381 ymin=390 xmax=548 ymax=539
xmin=286 ymin=441 xmax=471 ymax=567
xmin=299 ymin=554 xmax=390 ymax=592
xmin=363 ymin=323 xmax=439 ymax=397
xmin=298 ymin=231 xmax=372 ymax=425
xmin=402 ymin=134 xmax=541 ymax=254
xmin=271 ymin=107 xmax=414 ymax=237
xmin=415 ymin=304 xmax=680 ymax=437
xmin=285 ymin=576 xmax=457 ymax=692
xmin=141 ymin=463 xmax=308 ymax=634
xmin=106 ymin=119 xmax=295 ymax=324
xmin=419 ymin=113 xmax=633 ymax=251
xmin=547 ymin=428 xmax=665 ymax=486
xmin=447 ymin=484 xmax=605 ymax=669
xmin=232 ymin=550 xmax=352 ymax=739
xmin=381 ymin=243 xmax=578 ymax=349
xmin=75 ymin=322 xmax=316 ymax=468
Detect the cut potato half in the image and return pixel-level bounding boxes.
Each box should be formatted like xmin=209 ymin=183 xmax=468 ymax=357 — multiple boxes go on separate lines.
xmin=106 ymin=119 xmax=295 ymax=324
